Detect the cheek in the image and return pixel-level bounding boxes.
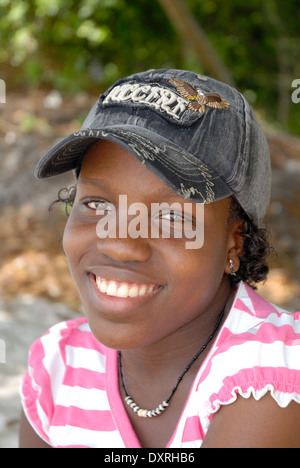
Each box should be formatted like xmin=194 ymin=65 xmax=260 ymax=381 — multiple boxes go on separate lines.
xmin=172 ymin=232 xmax=228 ymax=279
xmin=62 ymin=212 xmax=93 ymax=279
xmin=62 ymin=216 xmax=77 ymax=266
xmin=167 ymin=234 xmax=229 ymax=306
xmin=62 ymin=219 xmax=79 ymax=290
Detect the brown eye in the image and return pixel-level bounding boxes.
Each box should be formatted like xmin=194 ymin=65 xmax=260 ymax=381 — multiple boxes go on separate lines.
xmin=84 ymin=199 xmax=114 ymax=215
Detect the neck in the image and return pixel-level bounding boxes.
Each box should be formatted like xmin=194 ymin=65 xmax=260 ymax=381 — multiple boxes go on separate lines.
xmin=120 ymin=280 xmax=235 ymax=386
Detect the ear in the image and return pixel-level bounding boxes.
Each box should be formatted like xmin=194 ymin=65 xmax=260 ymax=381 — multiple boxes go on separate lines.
xmin=225 ymin=219 xmax=244 ymax=275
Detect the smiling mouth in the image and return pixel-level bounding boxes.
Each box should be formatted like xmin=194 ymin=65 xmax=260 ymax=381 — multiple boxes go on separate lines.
xmin=93 ymin=275 xmax=161 ymax=299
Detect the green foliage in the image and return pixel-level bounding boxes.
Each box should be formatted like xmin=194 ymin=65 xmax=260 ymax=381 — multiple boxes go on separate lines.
xmin=0 ymin=0 xmax=299 ymax=133
xmin=188 ymin=0 xmax=300 ymax=132
xmin=0 ymin=0 xmax=180 ymax=92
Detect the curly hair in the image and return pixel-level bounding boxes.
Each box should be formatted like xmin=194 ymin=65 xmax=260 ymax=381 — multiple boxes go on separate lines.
xmin=50 ymin=187 xmax=273 ymax=289
xmin=228 ymin=197 xmax=273 ymax=289
xmin=49 ymin=186 xmax=77 ymax=215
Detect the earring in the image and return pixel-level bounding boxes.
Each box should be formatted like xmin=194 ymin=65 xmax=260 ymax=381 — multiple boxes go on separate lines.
xmin=229 ymin=259 xmax=237 ymax=276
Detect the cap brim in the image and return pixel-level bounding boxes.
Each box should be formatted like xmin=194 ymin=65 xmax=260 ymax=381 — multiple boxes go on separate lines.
xmin=35 ymin=125 xmax=233 ymax=205
xmin=34 ymin=134 xmax=100 ymax=179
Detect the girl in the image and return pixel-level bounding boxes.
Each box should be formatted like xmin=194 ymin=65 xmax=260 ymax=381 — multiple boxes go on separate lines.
xmin=20 ymin=69 xmax=300 ymax=448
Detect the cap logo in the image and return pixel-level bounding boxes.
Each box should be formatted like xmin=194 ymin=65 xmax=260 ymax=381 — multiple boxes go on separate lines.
xmin=169 ymin=79 xmax=230 ymax=113
xmin=103 ymin=82 xmax=188 ymax=120
xmin=102 ymin=78 xmax=229 ymax=123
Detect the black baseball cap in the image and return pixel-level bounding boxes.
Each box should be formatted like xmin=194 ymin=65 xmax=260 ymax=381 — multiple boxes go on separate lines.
xmin=35 ymin=68 xmax=271 ymax=225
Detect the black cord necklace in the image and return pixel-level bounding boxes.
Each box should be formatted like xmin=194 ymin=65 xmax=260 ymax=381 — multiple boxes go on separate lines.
xmin=118 ymin=308 xmax=225 ymax=418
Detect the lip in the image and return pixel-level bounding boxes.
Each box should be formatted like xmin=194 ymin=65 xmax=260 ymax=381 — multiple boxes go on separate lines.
xmin=88 ymin=272 xmax=163 ymax=315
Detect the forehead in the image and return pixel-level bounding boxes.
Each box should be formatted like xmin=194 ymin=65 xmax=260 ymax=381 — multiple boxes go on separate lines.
xmin=78 ymin=139 xmax=232 ymax=222
xmin=79 ymin=139 xmax=180 ymax=199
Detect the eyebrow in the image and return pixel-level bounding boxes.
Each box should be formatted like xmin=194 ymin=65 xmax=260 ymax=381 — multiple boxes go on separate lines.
xmin=78 ymin=176 xmax=185 ymax=203
xmin=78 ymin=176 xmax=111 ymax=188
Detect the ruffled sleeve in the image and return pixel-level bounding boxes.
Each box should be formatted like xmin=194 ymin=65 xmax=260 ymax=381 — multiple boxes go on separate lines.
xmin=198 ymin=284 xmax=300 ymax=429
xmin=208 ymin=365 xmax=300 ymax=415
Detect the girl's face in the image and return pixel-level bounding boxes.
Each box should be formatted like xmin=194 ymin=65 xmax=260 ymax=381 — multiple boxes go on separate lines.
xmin=63 ymin=140 xmax=241 ymax=350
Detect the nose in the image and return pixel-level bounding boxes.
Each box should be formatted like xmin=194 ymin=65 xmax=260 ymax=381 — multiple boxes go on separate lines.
xmin=95 ymin=197 xmax=153 ymax=262
xmin=96 ymin=236 xmax=152 ymax=263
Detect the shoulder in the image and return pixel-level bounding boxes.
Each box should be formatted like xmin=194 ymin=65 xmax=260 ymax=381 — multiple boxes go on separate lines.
xmin=202 ymin=393 xmax=300 ymax=447
xmin=20 ymin=317 xmax=109 ymax=446
xmin=21 ymin=316 xmax=102 ymax=397
xmin=221 ymin=282 xmax=300 ymax=352
xmin=230 ymin=282 xmax=300 ymax=360
xmin=200 ymin=282 xmax=300 ymax=415
xmin=27 ymin=316 xmax=108 ymax=369
xmin=23 ymin=317 xmax=110 ymax=391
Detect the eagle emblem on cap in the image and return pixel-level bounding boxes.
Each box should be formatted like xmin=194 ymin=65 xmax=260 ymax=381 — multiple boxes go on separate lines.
xmin=169 ymin=79 xmax=230 ymax=113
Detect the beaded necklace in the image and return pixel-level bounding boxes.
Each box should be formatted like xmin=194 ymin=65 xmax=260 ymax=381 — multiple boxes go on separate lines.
xmin=118 ymin=308 xmax=225 ymax=418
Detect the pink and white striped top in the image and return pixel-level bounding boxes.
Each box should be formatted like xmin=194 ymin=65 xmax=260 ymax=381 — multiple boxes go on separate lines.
xmin=20 ymin=282 xmax=300 ymax=448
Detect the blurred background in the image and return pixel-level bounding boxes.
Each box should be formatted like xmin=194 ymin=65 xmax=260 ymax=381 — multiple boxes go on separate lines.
xmin=0 ymin=0 xmax=299 ymax=447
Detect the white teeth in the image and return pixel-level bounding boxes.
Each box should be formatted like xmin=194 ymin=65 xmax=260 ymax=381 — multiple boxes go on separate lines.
xmin=94 ymin=276 xmax=158 ymax=298
xmin=138 ymin=285 xmax=147 ymax=296
xmin=116 ymin=284 xmax=129 ymax=298
xmin=128 ymin=285 xmax=139 ymax=297
xmin=96 ymin=277 xmax=108 ymax=293
xmin=100 ymin=282 xmax=108 ymax=293
xmin=106 ymin=282 xmax=118 ymax=296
